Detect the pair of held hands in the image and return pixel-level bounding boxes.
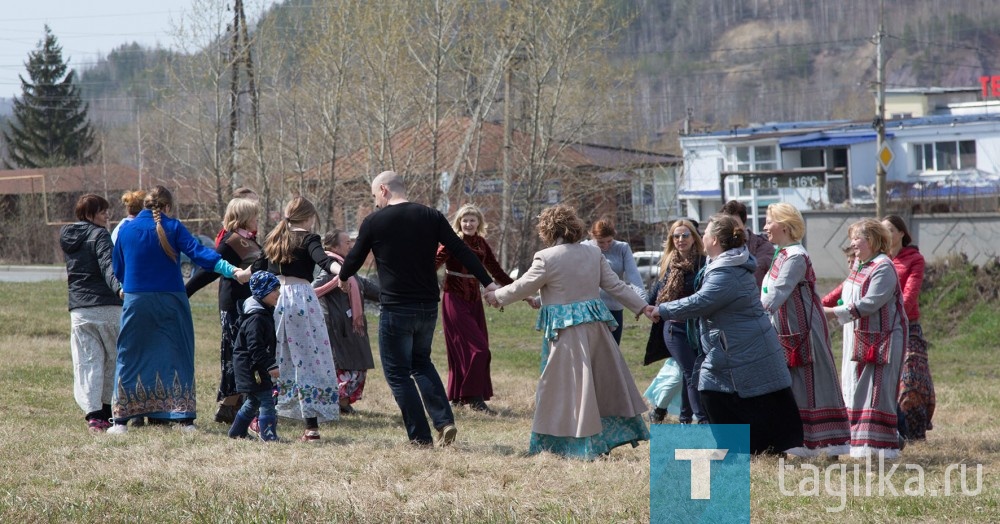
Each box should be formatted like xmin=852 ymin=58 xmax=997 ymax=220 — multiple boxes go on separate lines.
xmin=481 ymin=286 xmax=659 ymax=317
xmin=483 ymin=285 xmax=542 ymax=310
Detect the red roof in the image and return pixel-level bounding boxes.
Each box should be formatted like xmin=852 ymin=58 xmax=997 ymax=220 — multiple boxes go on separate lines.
xmin=0 ymin=165 xmax=141 ymax=196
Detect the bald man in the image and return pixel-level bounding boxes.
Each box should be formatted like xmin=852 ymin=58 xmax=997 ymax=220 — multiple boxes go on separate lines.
xmin=339 ymin=171 xmax=499 ymax=447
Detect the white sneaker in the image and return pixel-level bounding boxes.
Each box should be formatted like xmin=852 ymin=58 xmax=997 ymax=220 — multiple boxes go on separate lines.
xmin=106 ymin=424 xmax=128 ymax=435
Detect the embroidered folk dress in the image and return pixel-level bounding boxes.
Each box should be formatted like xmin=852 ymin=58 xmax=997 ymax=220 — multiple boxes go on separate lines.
xmin=760 ymin=244 xmax=851 ymax=457
xmin=832 ymin=254 xmax=907 ymax=459
xmin=494 ymin=242 xmax=650 ymax=460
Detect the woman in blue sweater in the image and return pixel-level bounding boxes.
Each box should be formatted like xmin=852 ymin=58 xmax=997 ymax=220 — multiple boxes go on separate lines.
xmin=109 ymin=186 xmax=251 ymax=433
xmin=649 ymin=213 xmax=803 ymax=454
xmin=582 ymin=217 xmax=646 ymax=344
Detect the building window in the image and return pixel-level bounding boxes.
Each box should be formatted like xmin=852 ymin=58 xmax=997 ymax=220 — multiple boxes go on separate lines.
xmin=726 ymin=145 xmax=779 ymax=198
xmin=732 ymin=145 xmax=778 ymax=171
xmin=912 ymin=140 xmax=976 ymax=171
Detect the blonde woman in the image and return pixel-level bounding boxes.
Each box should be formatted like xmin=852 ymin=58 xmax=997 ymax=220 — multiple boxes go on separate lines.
xmin=761 ymin=203 xmax=850 ymax=457
xmin=434 ymin=204 xmax=517 ymax=414
xmin=110 ymin=186 xmax=251 ymax=434
xmin=643 ymin=219 xmax=707 ymax=424
xmin=825 ymin=218 xmax=907 ymax=459
xmin=110 ymin=189 xmax=145 ymax=244
xmin=186 ymin=197 xmax=263 ymax=424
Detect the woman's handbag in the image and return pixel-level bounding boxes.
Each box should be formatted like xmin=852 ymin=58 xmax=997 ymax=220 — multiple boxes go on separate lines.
xmin=851 ymin=277 xmax=901 ymax=366
xmin=778 ymin=331 xmax=812 ymax=367
xmin=851 ymin=328 xmax=893 ymax=365
xmin=777 ymin=282 xmax=813 ymax=368
xmin=643 ymin=321 xmax=669 ymax=366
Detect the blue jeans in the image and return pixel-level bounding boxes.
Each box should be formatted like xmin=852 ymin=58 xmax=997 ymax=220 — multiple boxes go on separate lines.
xmin=664 ymin=322 xmax=706 ymax=423
xmin=379 ymin=303 xmax=454 ymax=444
xmin=236 ymin=389 xmax=276 ymax=420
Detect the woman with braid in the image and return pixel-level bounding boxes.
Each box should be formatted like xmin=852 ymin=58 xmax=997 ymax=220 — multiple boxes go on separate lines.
xmin=109 ymin=186 xmax=251 ymax=434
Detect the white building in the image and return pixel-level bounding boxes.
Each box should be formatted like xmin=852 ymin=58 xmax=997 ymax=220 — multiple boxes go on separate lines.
xmin=677 ymin=88 xmax=1000 ymax=230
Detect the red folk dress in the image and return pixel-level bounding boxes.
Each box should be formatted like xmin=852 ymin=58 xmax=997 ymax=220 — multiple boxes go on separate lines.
xmin=435 ymin=234 xmax=513 ymax=403
xmin=760 ymin=245 xmax=851 ymax=456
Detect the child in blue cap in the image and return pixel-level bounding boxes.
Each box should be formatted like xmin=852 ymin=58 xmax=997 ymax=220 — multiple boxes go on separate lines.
xmin=229 ymin=271 xmax=281 ymax=441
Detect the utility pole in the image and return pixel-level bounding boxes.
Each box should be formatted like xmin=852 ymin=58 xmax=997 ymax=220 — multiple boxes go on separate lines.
xmin=223 ymin=0 xmax=268 ymax=224
xmin=874 ymin=0 xmax=887 ymax=218
xmin=500 ymin=59 xmax=513 ymax=269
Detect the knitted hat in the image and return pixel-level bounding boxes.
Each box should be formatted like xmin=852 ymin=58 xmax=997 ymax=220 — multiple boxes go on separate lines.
xmin=249 ymin=271 xmax=280 ymax=300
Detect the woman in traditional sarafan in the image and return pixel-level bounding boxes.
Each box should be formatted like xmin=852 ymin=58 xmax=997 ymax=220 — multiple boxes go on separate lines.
xmin=825 ymin=218 xmax=907 ymax=458
xmin=761 ymin=203 xmax=850 ymax=457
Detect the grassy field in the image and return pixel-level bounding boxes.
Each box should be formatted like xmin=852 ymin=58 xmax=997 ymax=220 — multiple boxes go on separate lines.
xmin=0 ymin=271 xmax=998 ymax=522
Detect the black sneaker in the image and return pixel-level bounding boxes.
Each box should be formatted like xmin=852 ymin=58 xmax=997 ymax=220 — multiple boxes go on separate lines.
xmin=650 ymin=408 xmax=667 ymax=424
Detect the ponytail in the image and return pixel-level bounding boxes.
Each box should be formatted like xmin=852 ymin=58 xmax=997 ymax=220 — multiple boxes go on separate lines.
xmin=264 ymin=197 xmax=318 ymax=264
xmin=146 ymin=185 xmax=178 ymax=263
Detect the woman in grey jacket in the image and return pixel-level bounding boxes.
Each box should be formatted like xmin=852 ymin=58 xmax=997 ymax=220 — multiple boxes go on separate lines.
xmin=648 ymin=214 xmax=803 ymax=455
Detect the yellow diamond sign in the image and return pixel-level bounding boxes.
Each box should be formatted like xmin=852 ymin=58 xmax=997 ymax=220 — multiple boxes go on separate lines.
xmin=878 ymin=143 xmax=894 ymax=171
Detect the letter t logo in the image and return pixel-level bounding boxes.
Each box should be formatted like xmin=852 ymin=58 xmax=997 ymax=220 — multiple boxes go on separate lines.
xmin=675 ymin=448 xmax=728 ymax=499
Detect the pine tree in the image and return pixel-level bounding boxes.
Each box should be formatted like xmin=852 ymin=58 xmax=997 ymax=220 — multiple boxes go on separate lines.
xmin=2 ymin=26 xmax=97 ymax=169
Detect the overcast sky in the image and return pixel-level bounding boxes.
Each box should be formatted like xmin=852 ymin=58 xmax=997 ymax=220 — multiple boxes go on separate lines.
xmin=0 ymin=1 xmax=276 ymax=100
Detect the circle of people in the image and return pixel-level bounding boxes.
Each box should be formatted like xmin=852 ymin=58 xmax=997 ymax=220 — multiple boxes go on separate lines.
xmin=61 ymin=173 xmax=933 ymax=460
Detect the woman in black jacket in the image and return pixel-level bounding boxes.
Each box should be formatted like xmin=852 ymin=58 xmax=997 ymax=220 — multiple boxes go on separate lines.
xmin=59 ymin=194 xmax=123 ymax=432
xmin=186 ymin=197 xmax=262 ymax=423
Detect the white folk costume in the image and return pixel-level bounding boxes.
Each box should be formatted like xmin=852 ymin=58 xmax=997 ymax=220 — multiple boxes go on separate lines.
xmin=761 ymin=244 xmax=851 ymax=457
xmin=831 ymin=254 xmax=907 ymax=459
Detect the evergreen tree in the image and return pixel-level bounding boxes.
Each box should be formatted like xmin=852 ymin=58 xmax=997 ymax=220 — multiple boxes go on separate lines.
xmin=2 ymin=26 xmax=97 ymax=169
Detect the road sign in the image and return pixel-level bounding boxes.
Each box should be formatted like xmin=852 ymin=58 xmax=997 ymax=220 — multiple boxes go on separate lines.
xmin=878 ymin=143 xmax=894 ymax=171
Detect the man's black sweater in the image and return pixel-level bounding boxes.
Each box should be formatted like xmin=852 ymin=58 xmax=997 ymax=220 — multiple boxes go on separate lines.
xmin=339 ymin=202 xmax=493 ymax=306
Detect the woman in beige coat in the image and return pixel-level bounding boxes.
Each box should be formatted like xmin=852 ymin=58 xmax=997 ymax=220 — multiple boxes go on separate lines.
xmin=485 ymin=205 xmax=653 ymax=460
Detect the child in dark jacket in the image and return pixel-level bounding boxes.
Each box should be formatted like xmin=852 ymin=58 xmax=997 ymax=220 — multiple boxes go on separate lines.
xmin=228 ymin=271 xmax=281 ymax=441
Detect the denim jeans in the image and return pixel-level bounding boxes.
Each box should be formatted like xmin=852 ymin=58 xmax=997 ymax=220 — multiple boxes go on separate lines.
xmin=379 ymin=302 xmax=454 ymax=444
xmin=236 ymin=389 xmax=276 ymax=420
xmin=664 ymin=322 xmax=707 ymax=423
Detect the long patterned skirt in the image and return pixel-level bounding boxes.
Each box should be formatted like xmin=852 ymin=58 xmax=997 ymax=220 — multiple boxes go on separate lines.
xmin=113 ymin=292 xmax=197 ymax=421
xmin=897 ymin=322 xmax=935 ymax=440
xmin=216 ymin=309 xmax=240 ymax=402
xmin=273 ymin=278 xmax=340 ymax=422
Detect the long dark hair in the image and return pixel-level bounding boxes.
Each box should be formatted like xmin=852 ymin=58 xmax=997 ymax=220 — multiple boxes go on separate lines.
xmin=882 ymin=214 xmax=912 ymax=247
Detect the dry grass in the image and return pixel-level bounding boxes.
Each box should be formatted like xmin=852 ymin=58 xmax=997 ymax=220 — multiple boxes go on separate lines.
xmin=1 ymin=277 xmax=998 ymax=522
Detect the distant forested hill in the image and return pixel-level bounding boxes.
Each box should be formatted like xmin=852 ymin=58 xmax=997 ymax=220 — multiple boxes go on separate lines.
xmin=74 ymin=0 xmax=1000 ymax=152
xmin=623 ymin=0 xmax=1000 ymax=151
